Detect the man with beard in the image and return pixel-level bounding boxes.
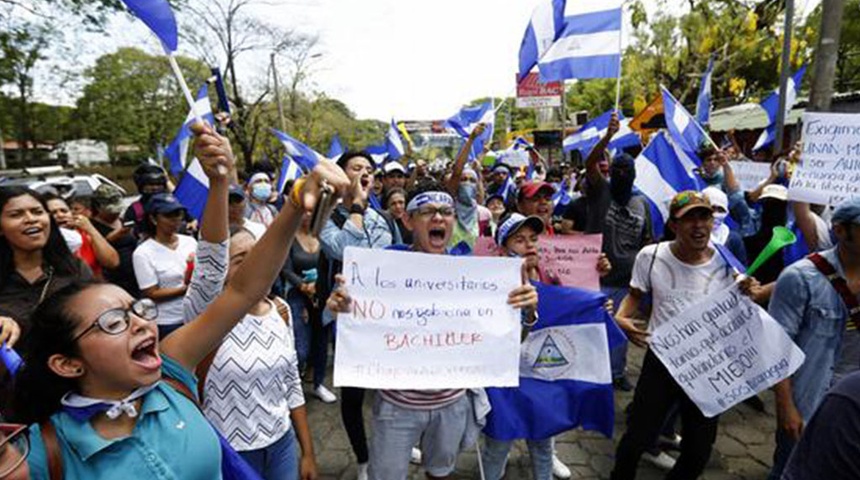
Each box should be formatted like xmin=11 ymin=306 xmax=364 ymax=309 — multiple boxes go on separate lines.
xmin=579 ymin=112 xmax=653 ymax=390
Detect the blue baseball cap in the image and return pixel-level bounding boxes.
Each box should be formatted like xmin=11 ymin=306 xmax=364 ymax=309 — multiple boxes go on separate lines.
xmin=145 ymin=193 xmax=186 ymax=215
xmin=496 ymin=213 xmax=545 ymax=247
xmin=832 ymin=197 xmax=860 ymax=225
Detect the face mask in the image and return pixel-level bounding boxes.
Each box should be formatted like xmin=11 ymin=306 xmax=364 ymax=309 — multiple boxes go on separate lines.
xmin=713 ymin=212 xmax=728 ymax=230
xmin=458 ymin=183 xmax=477 ymax=204
xmin=251 ymin=183 xmax=272 ymax=202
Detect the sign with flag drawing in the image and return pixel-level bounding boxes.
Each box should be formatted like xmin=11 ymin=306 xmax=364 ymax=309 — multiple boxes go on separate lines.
xmin=334 ymin=247 xmax=523 ymax=389
xmin=484 ymin=283 xmax=625 ymax=440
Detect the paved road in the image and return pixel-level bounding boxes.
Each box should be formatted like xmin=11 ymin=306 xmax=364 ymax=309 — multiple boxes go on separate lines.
xmin=304 ymin=346 xmax=777 ymax=479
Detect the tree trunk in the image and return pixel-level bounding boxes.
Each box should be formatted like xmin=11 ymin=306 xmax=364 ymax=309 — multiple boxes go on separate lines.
xmin=808 ymin=0 xmax=847 ymax=112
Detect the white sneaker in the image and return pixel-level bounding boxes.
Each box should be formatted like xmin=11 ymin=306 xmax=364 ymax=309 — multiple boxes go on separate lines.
xmin=552 ymin=454 xmax=571 ymax=479
xmin=314 ymin=385 xmax=337 ymax=403
xmin=410 ymin=447 xmax=422 ymax=465
xmin=356 ymin=462 xmax=368 ymax=480
xmin=642 ymin=451 xmax=676 ymax=471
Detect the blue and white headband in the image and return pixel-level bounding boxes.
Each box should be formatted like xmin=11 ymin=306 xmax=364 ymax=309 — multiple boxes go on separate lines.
xmin=406 ymin=191 xmax=455 ymax=213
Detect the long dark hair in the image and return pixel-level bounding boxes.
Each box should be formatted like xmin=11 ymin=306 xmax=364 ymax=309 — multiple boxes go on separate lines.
xmin=12 ymin=281 xmax=96 ymax=424
xmin=0 ymin=187 xmax=80 ymax=284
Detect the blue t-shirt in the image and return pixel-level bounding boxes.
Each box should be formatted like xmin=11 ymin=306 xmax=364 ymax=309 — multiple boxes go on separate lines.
xmin=27 ymin=355 xmax=222 ymax=479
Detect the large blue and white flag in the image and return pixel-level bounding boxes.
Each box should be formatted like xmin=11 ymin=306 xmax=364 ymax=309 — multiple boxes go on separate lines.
xmin=271 ymin=129 xmax=323 ymax=173
xmin=174 ymin=159 xmax=209 ymax=221
xmin=753 ymin=65 xmax=808 ymax=151
xmin=633 ymin=131 xmax=702 ymax=238
xmin=518 ymin=0 xmax=567 ymax=82
xmin=328 ymin=134 xmax=345 ymax=159
xmin=120 ymin=0 xmax=179 ymax=52
xmin=385 ymin=119 xmax=405 ymax=160
xmin=484 ymin=283 xmax=625 ymax=440
xmin=446 ymin=102 xmax=495 ymax=159
xmin=365 ymin=144 xmax=388 ymax=166
xmin=563 ymin=110 xmax=640 ymax=156
xmin=276 ymin=155 xmax=303 ymax=195
xmin=696 ymin=56 xmax=715 ymax=126
xmin=538 ymin=0 xmax=623 ymax=81
xmin=164 ymin=84 xmax=214 ymax=176
xmin=661 ymin=85 xmax=710 ymax=164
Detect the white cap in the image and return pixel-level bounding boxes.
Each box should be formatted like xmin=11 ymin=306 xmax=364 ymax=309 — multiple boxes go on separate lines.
xmin=702 ymin=186 xmax=728 ymax=212
xmin=760 ymin=184 xmax=788 ymax=202
xmin=383 ymin=162 xmax=407 ymax=175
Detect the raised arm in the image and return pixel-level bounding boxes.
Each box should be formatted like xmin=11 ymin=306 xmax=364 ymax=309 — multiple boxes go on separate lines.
xmin=792 ymin=201 xmax=822 ymax=251
xmin=73 ymin=215 xmax=120 ymax=270
xmin=584 ymin=112 xmax=619 ymax=186
xmin=162 ymin=125 xmax=350 ymax=371
xmin=445 ymin=124 xmax=485 ymax=197
xmin=747 ymin=161 xmax=780 ymax=203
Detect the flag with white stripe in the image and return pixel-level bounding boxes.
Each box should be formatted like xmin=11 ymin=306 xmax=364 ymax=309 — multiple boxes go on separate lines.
xmin=696 ymin=56 xmax=715 ymax=126
xmin=538 ymin=0 xmax=623 ymax=81
xmin=164 ymin=84 xmax=214 ymax=175
xmin=518 ymin=0 xmax=567 ymax=82
xmin=753 ymin=65 xmax=807 ymax=151
xmin=445 ymin=101 xmax=495 ymax=160
xmin=386 ymin=119 xmax=405 ymax=160
xmin=173 ymin=158 xmax=209 ymax=221
xmin=661 ymin=85 xmax=710 ymax=164
xmin=563 ymin=110 xmax=640 ymax=155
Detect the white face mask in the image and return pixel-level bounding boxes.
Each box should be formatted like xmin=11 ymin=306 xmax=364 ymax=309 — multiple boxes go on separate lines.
xmin=713 ymin=211 xmax=728 ymax=230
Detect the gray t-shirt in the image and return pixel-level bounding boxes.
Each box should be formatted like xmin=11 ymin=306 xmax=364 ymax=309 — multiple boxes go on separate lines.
xmin=600 ymin=195 xmax=652 ymax=288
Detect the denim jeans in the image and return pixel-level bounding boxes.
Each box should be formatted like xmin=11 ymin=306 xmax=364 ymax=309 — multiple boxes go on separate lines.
xmin=601 ymin=285 xmax=629 ymax=380
xmin=286 ymin=290 xmax=311 ymax=371
xmin=287 ymin=289 xmax=328 ymax=388
xmin=239 ymin=429 xmax=299 ymax=480
xmin=481 ymin=436 xmax=553 ymax=480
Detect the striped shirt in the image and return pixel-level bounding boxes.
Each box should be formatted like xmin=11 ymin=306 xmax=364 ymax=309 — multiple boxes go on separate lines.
xmin=379 ymin=389 xmax=466 ymax=410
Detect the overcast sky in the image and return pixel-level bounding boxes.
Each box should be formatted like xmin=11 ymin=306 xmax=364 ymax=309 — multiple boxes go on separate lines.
xmin=32 ymin=0 xmax=821 ymax=123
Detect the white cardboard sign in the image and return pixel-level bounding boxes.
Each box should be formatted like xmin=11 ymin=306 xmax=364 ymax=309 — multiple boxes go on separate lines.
xmin=730 ymin=161 xmax=771 ymax=192
xmin=789 ymin=112 xmax=860 ymax=206
xmin=650 ymin=283 xmax=805 ymax=417
xmin=333 ymin=247 xmax=523 ymax=389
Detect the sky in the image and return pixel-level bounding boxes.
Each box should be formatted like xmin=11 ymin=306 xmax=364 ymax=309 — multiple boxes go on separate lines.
xmin=30 ymin=0 xmax=822 ymax=123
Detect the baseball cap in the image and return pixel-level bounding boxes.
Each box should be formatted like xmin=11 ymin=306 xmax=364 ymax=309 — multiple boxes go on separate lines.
xmin=759 ymin=184 xmax=788 ymax=202
xmin=669 ymin=190 xmax=713 ymax=219
xmin=517 ymin=181 xmax=555 ymax=201
xmin=496 ymin=213 xmax=545 ymax=246
xmin=228 ymin=184 xmax=246 ymax=200
xmin=93 ymin=184 xmax=124 ymax=214
xmin=144 ymin=193 xmax=186 ymax=215
xmin=832 ymin=197 xmax=860 ymax=225
xmin=383 ymin=162 xmax=407 ymax=176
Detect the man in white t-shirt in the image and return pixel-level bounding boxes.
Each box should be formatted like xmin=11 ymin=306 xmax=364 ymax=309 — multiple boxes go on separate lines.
xmin=610 ymin=191 xmax=756 ymax=480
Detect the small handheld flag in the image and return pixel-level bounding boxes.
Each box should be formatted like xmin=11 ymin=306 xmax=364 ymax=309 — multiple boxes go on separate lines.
xmin=271 ymin=129 xmax=323 ymax=172
xmin=696 ymin=56 xmax=715 ymax=126
xmin=164 ymin=84 xmax=214 ymax=175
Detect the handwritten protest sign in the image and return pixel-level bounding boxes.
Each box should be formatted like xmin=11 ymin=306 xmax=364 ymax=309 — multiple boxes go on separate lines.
xmin=789 ymin=112 xmax=860 ymax=206
xmin=538 ymin=235 xmax=602 ymax=291
xmin=730 ymin=161 xmax=771 ymax=192
xmin=650 ymin=283 xmax=805 ymax=417
xmin=334 ymin=247 xmax=523 ymax=389
xmin=473 ymin=235 xmax=602 ymax=291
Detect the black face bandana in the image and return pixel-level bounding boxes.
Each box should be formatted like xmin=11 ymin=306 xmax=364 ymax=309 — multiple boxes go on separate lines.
xmin=609 ymin=155 xmax=636 ymax=206
xmin=760 ymin=200 xmax=788 ymax=230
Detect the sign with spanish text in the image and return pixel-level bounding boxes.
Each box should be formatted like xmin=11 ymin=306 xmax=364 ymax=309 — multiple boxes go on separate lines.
xmin=333 ymin=247 xmax=523 ymax=389
xmin=789 ymin=112 xmax=860 ymax=206
xmin=650 ymin=283 xmax=805 ymax=417
xmin=516 ymin=72 xmax=563 ymax=109
xmin=730 ymin=161 xmax=771 ymax=192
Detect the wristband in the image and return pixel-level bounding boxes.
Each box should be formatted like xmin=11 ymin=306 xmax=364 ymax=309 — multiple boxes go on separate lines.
xmin=290 ymin=178 xmax=307 ymax=209
xmin=349 ymin=204 xmax=365 ymax=216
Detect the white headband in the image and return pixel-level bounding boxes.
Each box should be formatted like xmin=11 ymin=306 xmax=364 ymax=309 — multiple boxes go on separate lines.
xmin=406 ymin=191 xmax=454 ymax=213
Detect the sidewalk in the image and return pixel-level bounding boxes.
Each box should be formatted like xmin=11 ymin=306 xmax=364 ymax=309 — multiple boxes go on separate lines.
xmin=304 ymin=346 xmax=777 ymax=479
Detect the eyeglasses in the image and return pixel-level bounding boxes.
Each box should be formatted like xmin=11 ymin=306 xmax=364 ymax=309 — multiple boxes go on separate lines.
xmin=0 ymin=425 xmax=29 ymax=478
xmin=415 ymin=206 xmax=455 ymax=218
xmin=72 ymin=299 xmax=158 ymax=342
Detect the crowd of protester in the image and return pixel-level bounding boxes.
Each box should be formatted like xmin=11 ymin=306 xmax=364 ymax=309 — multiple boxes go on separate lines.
xmin=0 ymin=113 xmax=858 ymax=480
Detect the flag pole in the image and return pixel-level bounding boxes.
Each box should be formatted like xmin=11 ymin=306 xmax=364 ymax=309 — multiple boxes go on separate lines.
xmin=614 ymin=5 xmax=624 ymax=112
xmin=167 ymin=52 xmax=227 ymax=175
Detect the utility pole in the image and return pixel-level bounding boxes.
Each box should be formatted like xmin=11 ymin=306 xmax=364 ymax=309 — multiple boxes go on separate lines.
xmin=0 ymin=127 xmax=6 ymax=170
xmin=774 ymin=0 xmax=795 ymax=152
xmin=270 ymin=53 xmax=287 ymax=132
xmin=809 ymin=0 xmax=846 ymax=112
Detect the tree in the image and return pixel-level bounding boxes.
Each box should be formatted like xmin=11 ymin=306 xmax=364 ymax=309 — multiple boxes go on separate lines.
xmin=75 ymin=47 xmax=209 ymax=161
xmin=805 ymin=0 xmax=860 ymax=97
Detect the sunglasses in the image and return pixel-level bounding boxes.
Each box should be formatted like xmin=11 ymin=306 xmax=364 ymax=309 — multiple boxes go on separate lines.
xmin=0 ymin=425 xmax=29 ymax=478
xmin=72 ymin=299 xmax=159 ymax=342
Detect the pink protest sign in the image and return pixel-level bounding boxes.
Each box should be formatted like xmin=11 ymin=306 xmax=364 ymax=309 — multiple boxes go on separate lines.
xmin=537 ymin=234 xmax=602 ymax=291
xmin=473 ymin=237 xmax=502 ymax=257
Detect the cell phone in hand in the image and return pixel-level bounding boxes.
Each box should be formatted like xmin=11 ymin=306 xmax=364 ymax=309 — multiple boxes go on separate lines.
xmin=310 ymin=182 xmax=336 ymax=237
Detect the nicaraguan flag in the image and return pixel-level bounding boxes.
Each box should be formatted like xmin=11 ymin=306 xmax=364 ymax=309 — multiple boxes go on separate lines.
xmin=328 ymin=134 xmax=345 ymax=159
xmin=513 ymin=137 xmax=533 ymax=150
xmin=445 ymin=102 xmax=495 ymax=160
xmin=164 ymin=84 xmax=214 ymax=176
xmin=120 ymin=0 xmax=179 ymax=52
xmin=365 ymin=144 xmax=388 ymax=166
xmin=518 ymin=0 xmax=567 ymax=82
xmin=174 ymin=159 xmax=209 ymax=221
xmin=271 ymin=129 xmax=323 ymax=173
xmin=386 ymin=119 xmax=405 ymax=160
xmin=538 ymin=0 xmax=623 ymax=81
xmin=696 ymin=56 xmax=715 ymax=126
xmin=484 ymin=282 xmax=625 ymax=440
xmin=552 ymin=179 xmax=573 ymax=215
xmin=276 ymin=155 xmax=303 ymax=195
xmin=753 ymin=65 xmax=807 ymax=151
xmin=661 ymin=85 xmax=710 ymax=164
xmin=563 ymin=110 xmax=640 ymax=155
xmin=633 ymin=131 xmax=702 ymax=238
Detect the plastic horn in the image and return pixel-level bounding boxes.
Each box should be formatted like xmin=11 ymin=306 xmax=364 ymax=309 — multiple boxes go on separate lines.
xmin=0 ymin=343 xmax=23 ymax=377
xmin=746 ymin=226 xmax=797 ymax=278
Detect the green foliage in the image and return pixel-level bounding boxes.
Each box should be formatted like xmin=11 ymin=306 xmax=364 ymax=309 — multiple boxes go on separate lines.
xmin=804 ymin=0 xmax=860 ymax=92
xmin=74 ymin=47 xmax=209 ymax=160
